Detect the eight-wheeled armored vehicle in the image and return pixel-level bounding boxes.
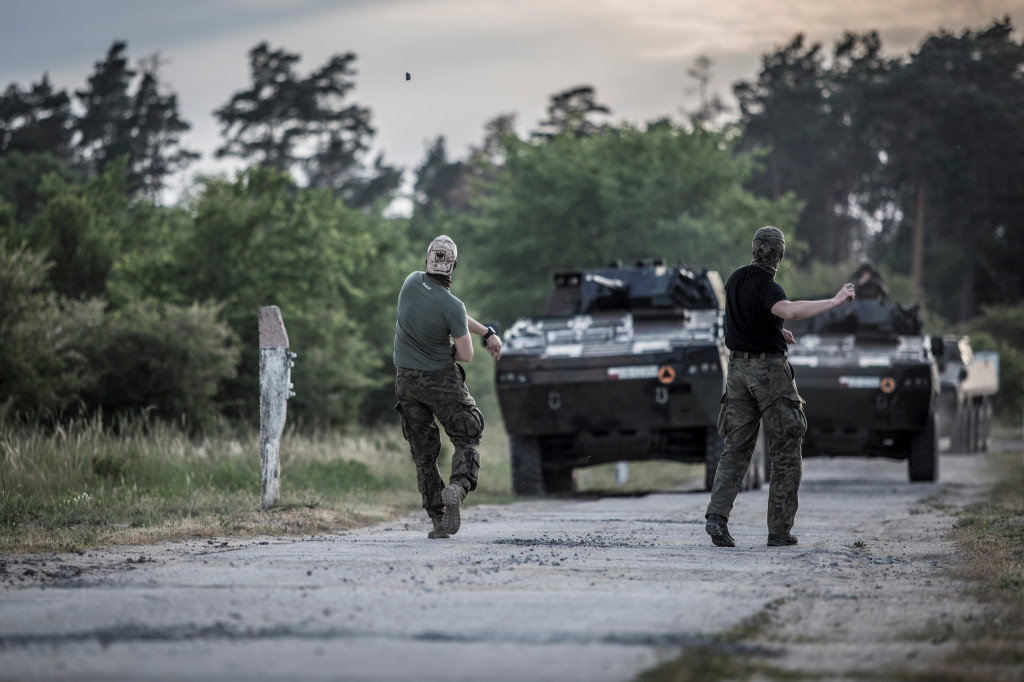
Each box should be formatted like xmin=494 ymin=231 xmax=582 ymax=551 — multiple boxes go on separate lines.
xmin=495 ymin=259 xmax=766 ymax=495
xmin=786 ymin=289 xmax=941 ymax=482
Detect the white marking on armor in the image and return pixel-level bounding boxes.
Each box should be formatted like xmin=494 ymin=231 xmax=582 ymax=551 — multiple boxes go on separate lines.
xmin=839 ymin=376 xmax=881 ymax=389
xmin=546 ymin=344 xmax=583 ymax=357
xmin=633 ymin=341 xmax=671 ymax=353
xmin=607 ymin=365 xmax=659 ymax=380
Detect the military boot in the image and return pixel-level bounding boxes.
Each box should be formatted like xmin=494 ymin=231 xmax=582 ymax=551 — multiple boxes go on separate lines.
xmin=705 ymin=513 xmax=736 ymax=547
xmin=427 ymin=515 xmax=449 ymax=539
xmin=440 ymin=483 xmax=467 ymax=535
xmin=767 ymin=532 xmax=798 ymax=546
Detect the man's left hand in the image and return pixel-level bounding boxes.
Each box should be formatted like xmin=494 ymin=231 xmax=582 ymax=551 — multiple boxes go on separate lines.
xmin=486 ymin=334 xmax=502 ymax=361
xmin=783 ymin=329 xmax=796 ymax=345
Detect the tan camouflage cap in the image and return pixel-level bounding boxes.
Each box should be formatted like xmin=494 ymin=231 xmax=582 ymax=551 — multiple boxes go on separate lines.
xmin=426 ymin=235 xmax=458 ymax=275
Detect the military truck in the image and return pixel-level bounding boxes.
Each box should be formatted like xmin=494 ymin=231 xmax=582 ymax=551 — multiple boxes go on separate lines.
xmin=785 ymin=284 xmax=941 ymax=482
xmin=495 ymin=259 xmax=767 ymax=495
xmin=935 ymin=336 xmax=999 ymax=453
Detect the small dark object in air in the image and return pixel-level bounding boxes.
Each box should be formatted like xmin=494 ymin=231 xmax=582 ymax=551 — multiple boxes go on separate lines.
xmin=406 ymin=72 xmax=410 ymax=81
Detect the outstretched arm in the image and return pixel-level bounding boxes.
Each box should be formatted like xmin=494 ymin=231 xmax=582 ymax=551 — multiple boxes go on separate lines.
xmin=468 ymin=315 xmax=502 ymax=360
xmin=771 ymin=283 xmax=856 ymax=321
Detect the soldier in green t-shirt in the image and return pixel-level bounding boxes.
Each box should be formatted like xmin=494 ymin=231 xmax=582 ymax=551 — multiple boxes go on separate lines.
xmin=393 ymin=235 xmax=503 ymax=539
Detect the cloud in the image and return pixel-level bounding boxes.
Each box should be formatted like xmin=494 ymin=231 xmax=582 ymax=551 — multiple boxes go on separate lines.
xmin=4 ymin=0 xmax=1022 ymax=199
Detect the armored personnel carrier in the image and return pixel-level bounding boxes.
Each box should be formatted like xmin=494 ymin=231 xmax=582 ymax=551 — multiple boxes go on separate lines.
xmin=935 ymin=335 xmax=999 ymax=453
xmin=785 ymin=271 xmax=940 ymax=481
xmin=495 ymin=259 xmax=767 ymax=495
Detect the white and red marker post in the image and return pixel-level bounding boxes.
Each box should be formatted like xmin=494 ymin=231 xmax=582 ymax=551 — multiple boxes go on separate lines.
xmin=258 ymin=306 xmax=296 ymax=509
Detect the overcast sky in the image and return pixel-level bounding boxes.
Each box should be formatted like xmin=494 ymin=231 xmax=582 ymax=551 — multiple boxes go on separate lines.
xmin=3 ymin=0 xmax=1023 ymax=199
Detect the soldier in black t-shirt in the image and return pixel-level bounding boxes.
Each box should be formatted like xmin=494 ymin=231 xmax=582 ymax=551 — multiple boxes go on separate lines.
xmin=705 ymin=226 xmax=856 ymax=548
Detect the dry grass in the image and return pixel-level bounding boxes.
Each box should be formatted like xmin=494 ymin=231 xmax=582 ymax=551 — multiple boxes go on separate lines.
xmin=909 ymin=444 xmax=1024 ymax=680
xmin=0 ymin=415 xmax=515 ymax=554
xmin=0 ymin=405 xmax=707 ymax=554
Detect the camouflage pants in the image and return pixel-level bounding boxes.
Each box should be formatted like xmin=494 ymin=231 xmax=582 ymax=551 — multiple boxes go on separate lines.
xmin=706 ymin=355 xmax=808 ymax=534
xmin=394 ymin=365 xmax=484 ymax=520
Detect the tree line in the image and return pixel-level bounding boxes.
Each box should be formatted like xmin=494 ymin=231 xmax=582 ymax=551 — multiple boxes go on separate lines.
xmin=1 ymin=18 xmax=1022 ymax=428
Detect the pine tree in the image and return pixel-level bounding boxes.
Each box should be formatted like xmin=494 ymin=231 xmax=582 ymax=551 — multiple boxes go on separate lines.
xmin=126 ymin=56 xmax=199 ymax=198
xmin=0 ymin=75 xmax=74 ymax=160
xmin=215 ymin=43 xmax=400 ymax=207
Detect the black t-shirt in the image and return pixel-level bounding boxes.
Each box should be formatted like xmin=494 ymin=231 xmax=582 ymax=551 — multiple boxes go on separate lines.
xmin=724 ymin=265 xmax=788 ymax=354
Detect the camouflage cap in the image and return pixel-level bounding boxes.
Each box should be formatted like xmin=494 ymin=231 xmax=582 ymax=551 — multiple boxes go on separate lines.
xmin=753 ymin=226 xmax=785 ymax=244
xmin=751 ymin=226 xmax=786 ymax=276
xmin=426 ymin=235 xmax=458 ymax=275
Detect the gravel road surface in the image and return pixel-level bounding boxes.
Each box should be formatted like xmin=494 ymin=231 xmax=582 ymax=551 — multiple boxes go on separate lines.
xmin=0 ymin=449 xmax=996 ymax=681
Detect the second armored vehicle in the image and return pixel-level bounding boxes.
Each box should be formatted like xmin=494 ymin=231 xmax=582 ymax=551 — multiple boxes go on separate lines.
xmin=495 ymin=259 xmax=767 ymax=495
xmin=785 ymin=278 xmax=940 ymax=481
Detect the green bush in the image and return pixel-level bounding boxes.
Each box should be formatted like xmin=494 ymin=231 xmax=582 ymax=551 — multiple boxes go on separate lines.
xmin=0 ymin=239 xmax=103 ymax=420
xmin=110 ymin=167 xmax=411 ymax=426
xmin=0 ymin=240 xmax=240 ymax=426
xmin=75 ymin=298 xmax=240 ymax=428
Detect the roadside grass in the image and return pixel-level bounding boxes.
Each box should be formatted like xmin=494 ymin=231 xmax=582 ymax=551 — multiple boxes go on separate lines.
xmin=0 ymin=415 xmax=514 ymax=553
xmin=901 ymin=442 xmax=1024 ymax=681
xmin=637 ymin=604 xmax=811 ymax=682
xmin=0 ymin=404 xmax=705 ymax=554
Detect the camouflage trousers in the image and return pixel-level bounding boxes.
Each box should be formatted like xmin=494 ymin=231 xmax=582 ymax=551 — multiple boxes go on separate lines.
xmin=394 ymin=365 xmax=484 ymax=520
xmin=706 ymin=355 xmax=808 ymax=535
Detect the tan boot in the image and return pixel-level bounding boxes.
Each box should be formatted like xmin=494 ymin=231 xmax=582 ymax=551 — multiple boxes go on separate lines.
xmin=440 ymin=483 xmax=467 ymax=535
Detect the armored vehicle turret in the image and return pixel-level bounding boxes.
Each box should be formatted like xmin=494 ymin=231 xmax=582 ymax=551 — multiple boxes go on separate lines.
xmin=495 ymin=259 xmax=766 ymax=495
xmin=786 ymin=270 xmax=940 ymax=481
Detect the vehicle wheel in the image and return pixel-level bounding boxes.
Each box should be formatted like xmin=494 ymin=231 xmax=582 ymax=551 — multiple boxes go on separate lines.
xmin=972 ymin=402 xmax=988 ymax=453
xmin=704 ymin=427 xmax=723 ymax=492
xmin=510 ymin=435 xmax=544 ymax=495
xmin=978 ymin=399 xmax=992 ymax=452
xmin=966 ymin=402 xmax=979 ymax=453
xmin=908 ymin=412 xmax=939 ymax=482
xmin=952 ymin=403 xmax=969 ymax=453
xmin=543 ymin=466 xmax=575 ymax=495
xmin=750 ymin=420 xmax=769 ymax=490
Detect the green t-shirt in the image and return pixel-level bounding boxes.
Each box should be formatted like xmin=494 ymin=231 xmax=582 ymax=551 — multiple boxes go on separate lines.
xmin=393 ymin=272 xmax=469 ymax=370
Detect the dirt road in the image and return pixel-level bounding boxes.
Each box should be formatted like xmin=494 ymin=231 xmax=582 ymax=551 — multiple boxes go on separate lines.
xmin=0 ymin=450 xmax=995 ymax=681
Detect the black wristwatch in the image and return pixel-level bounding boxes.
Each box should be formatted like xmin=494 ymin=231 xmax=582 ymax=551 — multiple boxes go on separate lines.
xmin=481 ymin=326 xmax=496 ymax=345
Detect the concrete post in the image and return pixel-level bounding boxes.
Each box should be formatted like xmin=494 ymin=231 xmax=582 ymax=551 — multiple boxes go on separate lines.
xmin=259 ymin=306 xmax=296 ymax=510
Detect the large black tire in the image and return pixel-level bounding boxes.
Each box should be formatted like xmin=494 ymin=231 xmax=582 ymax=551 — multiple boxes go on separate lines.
xmin=978 ymin=399 xmax=992 ymax=452
xmin=704 ymin=427 xmax=724 ymax=492
xmin=970 ymin=401 xmax=991 ymax=453
xmin=908 ymin=412 xmax=939 ymax=482
xmin=749 ymin=420 xmax=769 ymax=490
xmin=510 ymin=435 xmax=544 ymax=495
xmin=543 ymin=467 xmax=575 ymax=495
xmin=733 ymin=421 xmax=769 ymax=491
xmin=966 ymin=402 xmax=979 ymax=453
xmin=952 ymin=402 xmax=972 ymax=453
